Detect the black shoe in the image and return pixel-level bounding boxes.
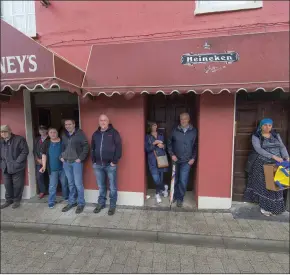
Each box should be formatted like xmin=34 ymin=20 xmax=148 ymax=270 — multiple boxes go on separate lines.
xmin=12 ymin=202 xmax=20 ymax=209
xmin=75 ymin=205 xmax=84 ymax=214
xmin=108 ymin=207 xmax=116 ymax=216
xmin=93 ymin=204 xmax=105 ymax=213
xmin=176 ymin=201 xmax=183 ymax=208
xmin=62 ymin=203 xmax=77 ymax=212
xmin=0 ymin=201 xmax=13 ymax=209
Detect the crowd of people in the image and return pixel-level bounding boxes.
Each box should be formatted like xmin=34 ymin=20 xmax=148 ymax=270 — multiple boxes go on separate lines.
xmin=0 ymin=114 xmax=288 ymax=217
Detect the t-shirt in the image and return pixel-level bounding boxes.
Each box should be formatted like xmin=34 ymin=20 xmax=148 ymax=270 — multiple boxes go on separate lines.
xmin=48 ymin=141 xmax=63 ymax=172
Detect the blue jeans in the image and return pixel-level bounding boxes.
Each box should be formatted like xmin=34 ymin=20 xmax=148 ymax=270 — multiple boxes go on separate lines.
xmin=174 ymin=162 xmax=191 ymax=202
xmin=150 ymin=171 xmax=165 ymax=194
xmin=48 ymin=170 xmax=69 ymax=205
xmin=63 ymin=161 xmax=85 ymax=206
xmin=93 ymin=164 xmax=118 ymax=208
xmin=36 ymin=164 xmax=46 ymax=194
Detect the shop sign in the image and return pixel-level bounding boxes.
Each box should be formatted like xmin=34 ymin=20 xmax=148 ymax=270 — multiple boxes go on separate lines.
xmin=1 ymin=55 xmax=37 ymax=74
xmin=181 ymin=51 xmax=239 ymax=65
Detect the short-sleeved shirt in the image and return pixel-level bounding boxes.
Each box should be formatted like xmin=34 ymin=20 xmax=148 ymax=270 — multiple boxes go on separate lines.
xmin=48 ymin=141 xmax=63 ymax=172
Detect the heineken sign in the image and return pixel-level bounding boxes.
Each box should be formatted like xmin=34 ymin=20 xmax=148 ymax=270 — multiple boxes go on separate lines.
xmin=181 ymin=52 xmax=239 ymax=65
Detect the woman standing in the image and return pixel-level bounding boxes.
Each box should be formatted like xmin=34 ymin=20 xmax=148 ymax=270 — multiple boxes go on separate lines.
xmin=145 ymin=122 xmax=169 ymax=204
xmin=244 ymin=118 xmax=289 ymax=216
xmin=39 ymin=128 xmax=69 ymax=208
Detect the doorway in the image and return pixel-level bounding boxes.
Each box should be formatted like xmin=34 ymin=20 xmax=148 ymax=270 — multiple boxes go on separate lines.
xmin=31 ymin=91 xmax=80 ymax=198
xmin=233 ymin=90 xmax=290 ymax=201
xmin=145 ymin=93 xmax=198 ymax=208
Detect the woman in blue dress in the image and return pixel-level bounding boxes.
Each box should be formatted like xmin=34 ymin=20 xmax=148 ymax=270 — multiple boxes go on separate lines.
xmin=145 ymin=121 xmax=168 ymax=204
xmin=244 ymin=118 xmax=289 ymax=216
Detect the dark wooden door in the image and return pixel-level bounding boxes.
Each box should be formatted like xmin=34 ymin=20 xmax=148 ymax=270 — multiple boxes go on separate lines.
xmin=233 ymin=91 xmax=290 ymax=201
xmin=146 ymin=94 xmax=198 ymax=190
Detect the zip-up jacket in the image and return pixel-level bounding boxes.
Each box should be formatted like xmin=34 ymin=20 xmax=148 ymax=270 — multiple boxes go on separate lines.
xmin=33 ymin=136 xmax=49 ymax=161
xmin=91 ymin=124 xmax=122 ymax=165
xmin=61 ymin=129 xmax=89 ymax=162
xmin=167 ymin=125 xmax=197 ymax=163
xmin=0 ymin=134 xmax=29 ymax=174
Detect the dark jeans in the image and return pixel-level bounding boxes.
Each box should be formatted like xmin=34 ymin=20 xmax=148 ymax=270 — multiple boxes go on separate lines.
xmin=150 ymin=171 xmax=165 ymax=194
xmin=93 ymin=163 xmax=118 ymax=208
xmin=3 ymin=170 xmax=25 ymax=203
xmin=48 ymin=170 xmax=69 ymax=205
xmin=174 ymin=162 xmax=191 ymax=202
xmin=63 ymin=161 xmax=85 ymax=206
xmin=36 ymin=164 xmax=46 ymax=194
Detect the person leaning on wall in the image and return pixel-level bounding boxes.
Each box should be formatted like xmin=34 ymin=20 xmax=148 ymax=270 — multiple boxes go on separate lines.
xmin=0 ymin=125 xmax=29 ymax=209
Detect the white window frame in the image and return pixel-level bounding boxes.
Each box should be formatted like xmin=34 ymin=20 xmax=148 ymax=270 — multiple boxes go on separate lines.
xmin=194 ymin=1 xmax=263 ymax=15
xmin=1 ymin=1 xmax=36 ymax=37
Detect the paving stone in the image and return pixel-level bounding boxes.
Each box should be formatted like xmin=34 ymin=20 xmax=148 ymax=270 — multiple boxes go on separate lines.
xmin=221 ymin=258 xmax=241 ymax=273
xmin=68 ymin=245 xmax=84 ymax=255
xmin=166 ymin=244 xmax=185 ymax=255
xmin=265 ymin=261 xmax=288 ymax=273
xmin=123 ymin=265 xmax=138 ymax=274
xmin=226 ymin=249 xmax=250 ymax=260
xmin=252 ymin=261 xmax=271 ymax=273
xmin=139 ymin=251 xmax=153 ymax=267
xmin=109 ymin=263 xmax=125 ymax=273
xmin=235 ymin=259 xmax=255 ymax=273
xmin=194 ymin=263 xmax=211 ymax=274
xmin=97 ymin=253 xmax=114 ymax=269
xmin=114 ymin=250 xmax=130 ymax=264
xmin=69 ymin=255 xmax=88 ymax=269
xmin=138 ymin=266 xmax=152 ymax=273
xmin=136 ymin=241 xmax=154 ymax=251
xmin=153 ymin=243 xmax=166 ymax=252
xmin=268 ymin=252 xmax=290 ymax=264
xmin=124 ymin=241 xmax=137 ymax=249
xmin=184 ymin=245 xmax=197 ymax=255
xmin=153 ymin=252 xmax=167 ymax=264
xmin=81 ymin=257 xmax=102 ymax=273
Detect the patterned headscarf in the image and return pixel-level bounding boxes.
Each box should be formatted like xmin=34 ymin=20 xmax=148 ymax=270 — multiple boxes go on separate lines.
xmin=258 ymin=118 xmax=273 ymax=130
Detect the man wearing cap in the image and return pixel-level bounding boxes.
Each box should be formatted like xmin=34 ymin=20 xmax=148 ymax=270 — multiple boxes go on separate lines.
xmin=34 ymin=125 xmax=50 ymax=199
xmin=0 ymin=125 xmax=29 ymax=209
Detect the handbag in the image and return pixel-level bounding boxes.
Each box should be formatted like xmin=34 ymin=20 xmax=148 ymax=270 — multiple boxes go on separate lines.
xmin=149 ymin=136 xmax=169 ymax=168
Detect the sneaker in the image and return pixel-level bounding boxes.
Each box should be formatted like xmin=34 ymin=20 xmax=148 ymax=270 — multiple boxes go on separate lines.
xmin=260 ymin=208 xmax=271 ymax=217
xmin=11 ymin=202 xmax=20 ymax=209
xmin=48 ymin=203 xmax=55 ymax=209
xmin=75 ymin=205 xmax=84 ymax=214
xmin=38 ymin=193 xmax=45 ymax=199
xmin=108 ymin=208 xmax=116 ymax=216
xmin=176 ymin=201 xmax=183 ymax=208
xmin=162 ymin=185 xmax=169 ymax=198
xmin=155 ymin=194 xmax=162 ymax=204
xmin=93 ymin=203 xmax=105 ymax=213
xmin=62 ymin=203 xmax=77 ymax=212
xmin=0 ymin=201 xmax=13 ymax=209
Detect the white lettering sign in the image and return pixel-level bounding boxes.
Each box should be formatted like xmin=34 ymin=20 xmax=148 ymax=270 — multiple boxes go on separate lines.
xmin=1 ymin=55 xmax=38 ymax=74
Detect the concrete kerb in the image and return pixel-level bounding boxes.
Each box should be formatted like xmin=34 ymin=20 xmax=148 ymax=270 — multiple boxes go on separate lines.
xmin=1 ymin=221 xmax=289 ymax=254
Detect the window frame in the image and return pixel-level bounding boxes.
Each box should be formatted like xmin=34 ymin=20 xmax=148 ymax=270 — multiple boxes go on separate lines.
xmin=194 ymin=0 xmax=263 ymax=15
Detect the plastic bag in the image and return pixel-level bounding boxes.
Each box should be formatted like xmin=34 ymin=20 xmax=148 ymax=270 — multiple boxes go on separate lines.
xmin=274 ymin=165 xmax=290 ymax=188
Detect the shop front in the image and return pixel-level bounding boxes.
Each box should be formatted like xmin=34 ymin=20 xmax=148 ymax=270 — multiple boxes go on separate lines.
xmin=80 ymin=30 xmax=289 ymax=209
xmin=0 ymin=20 xmax=84 ymax=199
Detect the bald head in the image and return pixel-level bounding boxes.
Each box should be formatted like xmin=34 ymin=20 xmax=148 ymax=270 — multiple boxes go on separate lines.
xmin=99 ymin=114 xmax=110 ymax=130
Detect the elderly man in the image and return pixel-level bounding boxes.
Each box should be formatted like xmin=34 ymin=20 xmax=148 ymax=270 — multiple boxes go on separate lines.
xmin=60 ymin=119 xmax=89 ymax=214
xmin=167 ymin=113 xmax=197 ymax=207
xmin=0 ymin=125 xmax=29 ymax=209
xmin=91 ymin=114 xmax=122 ymax=216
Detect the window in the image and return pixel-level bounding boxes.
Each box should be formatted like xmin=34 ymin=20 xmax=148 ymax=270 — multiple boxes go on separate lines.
xmin=194 ymin=1 xmax=263 ymax=15
xmin=1 ymin=1 xmax=36 ymax=37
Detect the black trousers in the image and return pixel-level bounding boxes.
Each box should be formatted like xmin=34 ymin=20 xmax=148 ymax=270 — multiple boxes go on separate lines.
xmin=3 ymin=170 xmax=25 ymax=203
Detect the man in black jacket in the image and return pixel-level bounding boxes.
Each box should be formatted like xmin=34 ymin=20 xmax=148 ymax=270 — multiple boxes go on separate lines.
xmin=167 ymin=113 xmax=197 ymax=208
xmin=91 ymin=114 xmax=122 ymax=216
xmin=0 ymin=125 xmax=29 ymax=209
xmin=60 ymin=119 xmax=89 ymax=214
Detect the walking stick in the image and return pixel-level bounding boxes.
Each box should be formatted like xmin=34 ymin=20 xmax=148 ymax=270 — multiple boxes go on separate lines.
xmin=169 ymin=162 xmax=176 ymax=210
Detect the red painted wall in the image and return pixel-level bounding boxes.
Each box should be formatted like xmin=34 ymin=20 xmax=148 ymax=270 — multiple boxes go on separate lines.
xmin=35 ymin=1 xmax=289 ymax=70
xmin=80 ymin=95 xmax=146 ymax=194
xmin=197 ymin=92 xmax=235 ymax=199
xmin=0 ymin=91 xmax=28 ymax=186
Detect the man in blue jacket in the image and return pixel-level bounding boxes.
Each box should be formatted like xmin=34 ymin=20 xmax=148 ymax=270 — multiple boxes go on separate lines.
xmin=167 ymin=113 xmax=197 ymax=207
xmin=91 ymin=114 xmax=122 ymax=216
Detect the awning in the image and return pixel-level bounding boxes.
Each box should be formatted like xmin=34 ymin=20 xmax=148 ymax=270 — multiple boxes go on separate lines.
xmin=82 ymin=31 xmax=289 ymax=97
xmin=1 ymin=20 xmax=84 ymax=96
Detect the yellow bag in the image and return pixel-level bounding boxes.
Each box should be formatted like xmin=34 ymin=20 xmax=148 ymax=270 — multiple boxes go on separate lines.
xmin=274 ymin=166 xmax=290 ymax=188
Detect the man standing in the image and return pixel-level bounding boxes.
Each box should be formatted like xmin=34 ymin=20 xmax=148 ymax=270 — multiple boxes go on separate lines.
xmin=61 ymin=119 xmax=89 ymax=214
xmin=0 ymin=125 xmax=29 ymax=209
xmin=91 ymin=114 xmax=122 ymax=216
xmin=34 ymin=125 xmax=49 ymax=199
xmin=167 ymin=113 xmax=197 ymax=207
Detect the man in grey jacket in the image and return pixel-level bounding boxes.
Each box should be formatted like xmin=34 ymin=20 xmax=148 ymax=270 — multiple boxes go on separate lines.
xmin=60 ymin=119 xmax=89 ymax=214
xmin=167 ymin=113 xmax=197 ymax=207
xmin=0 ymin=125 xmax=29 ymax=209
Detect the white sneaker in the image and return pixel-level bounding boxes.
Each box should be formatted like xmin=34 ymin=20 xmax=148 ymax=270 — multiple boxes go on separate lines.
xmin=260 ymin=208 xmax=271 ymax=216
xmin=155 ymin=194 xmax=162 ymax=204
xmin=162 ymin=185 xmax=169 ymax=198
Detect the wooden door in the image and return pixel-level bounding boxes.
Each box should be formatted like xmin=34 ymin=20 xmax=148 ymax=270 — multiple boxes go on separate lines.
xmin=233 ymin=91 xmax=290 ymax=201
xmin=146 ymin=94 xmax=197 ymax=190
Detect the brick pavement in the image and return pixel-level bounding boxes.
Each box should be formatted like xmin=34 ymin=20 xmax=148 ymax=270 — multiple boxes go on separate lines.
xmin=1 ymin=230 xmax=289 ymax=274
xmin=1 ymin=202 xmax=289 ymax=241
